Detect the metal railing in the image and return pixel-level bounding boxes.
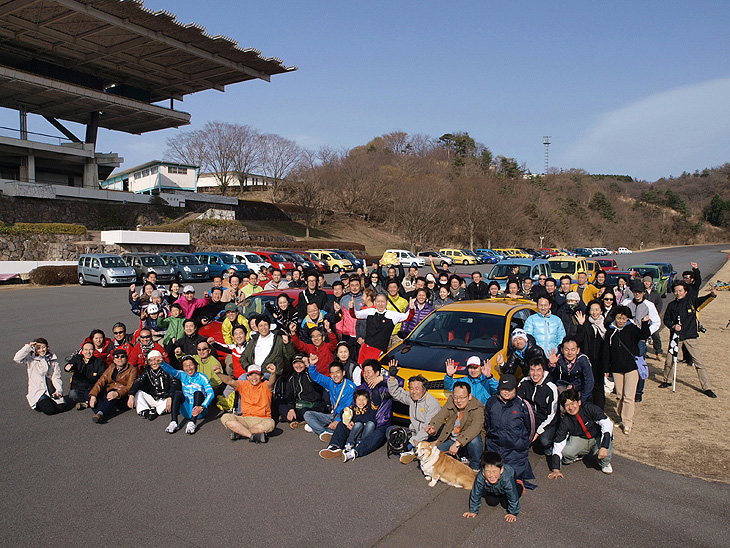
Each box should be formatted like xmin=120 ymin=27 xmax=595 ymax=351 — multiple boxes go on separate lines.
xmin=0 ymin=125 xmax=72 ymax=146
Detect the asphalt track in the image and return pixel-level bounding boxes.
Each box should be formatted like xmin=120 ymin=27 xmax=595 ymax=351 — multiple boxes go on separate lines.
xmin=1 ymin=244 xmax=729 ymax=548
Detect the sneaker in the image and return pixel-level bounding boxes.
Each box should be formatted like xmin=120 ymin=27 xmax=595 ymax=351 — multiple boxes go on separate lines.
xmin=147 ymin=410 xmax=158 ymax=421
xmin=344 ymin=443 xmax=353 ymax=452
xmin=399 ymin=451 xmax=416 ymax=464
xmin=460 ymin=457 xmax=470 ymax=464
xmin=91 ymin=412 xmax=104 ymax=424
xmin=342 ymin=449 xmax=357 ymax=463
xmin=319 ymin=431 xmax=332 ymax=443
xmin=319 ymin=446 xmax=343 ymax=459
xmin=140 ymin=410 xmax=150 ymax=419
xmin=289 ymin=421 xmax=300 ymax=429
xmin=704 ymin=390 xmax=718 ymax=399
xmin=250 ymin=432 xmax=268 ymax=444
xmin=230 ymin=430 xmax=242 ymax=441
xmin=622 ymin=425 xmax=632 ymax=436
xmin=75 ymin=402 xmax=88 ymax=411
xmin=165 ymin=420 xmax=178 ymax=434
xmin=658 ymin=382 xmax=671 ymax=389
xmin=304 ymin=424 xmax=314 ymax=433
xmin=185 ymin=422 xmax=196 ymax=435
xmin=635 ymin=394 xmax=643 ymax=403
xmin=602 ymin=464 xmax=613 ymax=474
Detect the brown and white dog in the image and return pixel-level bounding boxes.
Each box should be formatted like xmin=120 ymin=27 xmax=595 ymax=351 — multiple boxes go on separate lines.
xmin=415 ymin=440 xmax=477 ymax=489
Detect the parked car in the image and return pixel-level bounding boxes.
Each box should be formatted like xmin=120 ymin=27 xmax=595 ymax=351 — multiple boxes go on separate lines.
xmin=276 ymin=250 xmax=318 ymax=272
xmin=646 ymin=262 xmax=677 ymax=288
xmin=538 ymin=248 xmax=563 ymax=257
xmin=418 ymin=250 xmax=454 ymax=267
xmin=586 ymin=260 xmax=599 ymax=283
xmin=486 ymin=258 xmax=552 ymax=290
xmin=572 ymin=248 xmax=596 ymax=258
xmin=547 ymin=256 xmax=589 ymax=281
xmin=381 ymin=300 xmax=537 ymax=412
xmin=381 ymin=249 xmax=426 ymax=268
xmin=252 ymin=251 xmax=296 ymax=274
xmin=461 ymin=249 xmax=485 ymax=265
xmin=474 ymin=249 xmax=500 ymax=264
xmin=222 ymin=251 xmax=272 ymax=274
xmin=630 ymin=264 xmax=670 ymax=297
xmin=439 ymin=248 xmax=477 ymax=265
xmin=307 ymin=249 xmax=352 ymax=273
xmin=329 ymin=249 xmax=365 ymax=270
xmin=294 ymin=250 xmax=329 ymax=273
xmin=595 ymin=258 xmax=618 ymax=271
xmin=78 ymin=253 xmax=137 ymax=287
xmin=159 ymin=252 xmax=210 ymax=282
xmin=121 ymin=252 xmax=175 ymax=283
xmin=617 ymin=247 xmax=633 ymax=254
xmin=194 ymin=252 xmax=250 ymax=279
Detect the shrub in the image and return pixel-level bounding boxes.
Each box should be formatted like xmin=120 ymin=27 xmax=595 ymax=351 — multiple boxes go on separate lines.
xmin=0 ymin=223 xmax=87 ymax=235
xmin=29 ymin=265 xmax=78 ymax=285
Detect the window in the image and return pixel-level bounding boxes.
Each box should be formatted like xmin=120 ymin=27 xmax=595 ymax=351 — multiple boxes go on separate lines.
xmin=134 ymin=172 xmax=141 ymax=180
xmin=150 ymin=166 xmax=158 ymax=174
xmin=142 ymin=169 xmax=150 ymax=177
xmin=168 ymin=166 xmax=188 ymax=175
xmin=92 ymin=259 xmax=100 ymax=268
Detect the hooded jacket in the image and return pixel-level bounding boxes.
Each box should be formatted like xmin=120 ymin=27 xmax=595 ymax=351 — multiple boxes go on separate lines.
xmin=484 ymin=393 xmax=536 ymax=480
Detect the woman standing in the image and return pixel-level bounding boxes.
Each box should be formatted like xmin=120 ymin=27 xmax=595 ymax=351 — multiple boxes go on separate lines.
xmin=13 ymin=339 xmax=68 ymax=415
xmin=576 ymin=299 xmax=608 ymax=409
xmin=602 ymin=306 xmax=650 ymax=435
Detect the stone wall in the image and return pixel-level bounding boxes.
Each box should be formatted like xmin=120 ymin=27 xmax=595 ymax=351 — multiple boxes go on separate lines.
xmin=0 ymin=233 xmax=85 ymax=261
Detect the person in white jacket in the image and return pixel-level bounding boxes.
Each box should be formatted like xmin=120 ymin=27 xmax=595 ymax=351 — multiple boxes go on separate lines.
xmin=13 ymin=339 xmax=68 ymax=415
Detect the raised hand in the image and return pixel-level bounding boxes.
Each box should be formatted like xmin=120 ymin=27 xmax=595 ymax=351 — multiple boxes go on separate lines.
xmin=388 ymin=359 xmax=399 ymax=376
xmin=547 ymin=348 xmax=559 ymax=366
xmin=481 ymin=359 xmax=493 ymax=378
xmin=445 ymin=358 xmax=457 ymax=377
xmin=691 ymin=262 xmax=698 ymax=269
xmin=495 ymin=353 xmax=505 ymax=366
xmin=266 ymin=363 xmax=276 ymax=375
xmin=575 ymin=310 xmax=586 ymax=325
xmin=309 ymin=353 xmax=319 ymax=365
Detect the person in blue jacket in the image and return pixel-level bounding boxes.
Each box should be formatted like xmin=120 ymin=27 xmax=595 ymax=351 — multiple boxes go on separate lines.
xmin=303 ymin=354 xmax=356 ymax=441
xmin=160 ymin=353 xmax=214 ymax=435
xmin=463 ymin=451 xmax=523 ymax=522
xmin=443 ymin=356 xmax=498 ymax=404
xmin=524 ymin=295 xmax=566 ymax=356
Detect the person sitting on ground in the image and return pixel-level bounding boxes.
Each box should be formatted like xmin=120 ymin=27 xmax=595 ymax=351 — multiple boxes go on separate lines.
xmin=220 ymin=303 xmax=249 ymax=345
xmin=320 ymin=387 xmax=381 ymax=460
xmin=290 ymin=323 xmax=338 ymax=376
xmin=127 ymin=350 xmax=178 ymax=420
xmin=444 ymin=356 xmax=498 ymax=405
xmin=278 ymin=353 xmax=325 ymax=428
xmin=239 ymin=315 xmax=294 ymax=377
xmin=303 ymin=355 xmax=356 ymax=441
xmin=13 ymin=338 xmax=67 ymax=415
xmin=547 ymin=337 xmax=594 ymax=403
xmin=129 ymin=328 xmax=169 ymax=371
xmin=349 ymin=293 xmax=415 ymax=363
xmin=517 ymin=357 xmax=559 ymax=457
xmin=264 ymin=268 xmax=289 ymax=291
xmin=64 ymin=341 xmax=107 ymax=409
xmin=433 ymin=284 xmax=454 ymax=309
xmin=160 ymin=354 xmax=214 ymax=435
xmin=386 ymin=360 xmax=442 ymax=463
xmin=216 ymin=363 xmax=277 ymax=443
xmin=80 ymin=328 xmax=113 ymax=364
xmin=158 ymin=303 xmax=185 ymax=356
xmin=194 ymin=340 xmax=224 ymax=398
xmin=175 ymin=285 xmax=210 ymax=319
xmin=265 ymin=293 xmax=299 ymax=330
xmin=425 ymin=381 xmax=485 ymax=471
xmin=332 ymin=341 xmax=362 ymax=385
xmin=484 ymin=374 xmax=535 ymax=482
xmin=548 ymin=388 xmax=614 ymax=477
xmin=172 ymin=320 xmax=207 ymax=363
xmin=88 ymin=348 xmax=138 ymax=424
xmin=523 ymin=295 xmax=566 ymax=356
xmin=109 ymin=322 xmax=134 ymax=356
xmin=496 ymin=328 xmax=546 ymax=378
xmin=463 ymin=451 xmax=523 ymax=523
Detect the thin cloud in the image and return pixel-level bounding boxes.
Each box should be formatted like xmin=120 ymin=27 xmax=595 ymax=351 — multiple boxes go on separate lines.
xmin=560 ymin=78 xmax=730 ymax=181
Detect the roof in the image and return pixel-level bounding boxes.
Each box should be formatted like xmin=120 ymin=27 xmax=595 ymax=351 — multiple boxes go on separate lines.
xmin=105 ymin=159 xmax=197 ymax=180
xmin=438 ymin=299 xmax=537 ymax=313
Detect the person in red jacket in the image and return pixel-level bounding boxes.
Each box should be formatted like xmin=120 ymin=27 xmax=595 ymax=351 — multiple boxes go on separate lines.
xmin=79 ymin=329 xmax=113 ymax=363
xmin=128 ymin=328 xmax=169 ymax=371
xmin=289 ymin=321 xmax=338 ymax=376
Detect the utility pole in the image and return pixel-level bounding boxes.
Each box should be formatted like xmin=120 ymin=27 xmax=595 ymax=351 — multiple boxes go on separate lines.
xmin=543 ymin=136 xmax=551 ymax=174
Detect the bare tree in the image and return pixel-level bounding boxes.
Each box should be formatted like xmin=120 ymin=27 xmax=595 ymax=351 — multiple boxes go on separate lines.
xmin=230 ymin=124 xmax=262 ymax=193
xmin=259 ymin=134 xmax=303 ymax=202
xmin=165 ymin=128 xmax=208 ymax=167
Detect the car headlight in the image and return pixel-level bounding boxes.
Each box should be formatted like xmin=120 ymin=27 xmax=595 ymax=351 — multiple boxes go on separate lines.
xmin=183 ymin=266 xmax=191 ymax=272
xmin=204 ymin=266 xmax=209 ymax=272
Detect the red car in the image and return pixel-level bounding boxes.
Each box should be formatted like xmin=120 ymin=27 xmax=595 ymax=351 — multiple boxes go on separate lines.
xmin=292 ymin=250 xmax=328 ymax=273
xmin=596 ymin=258 xmax=618 ymax=271
xmin=252 ymin=251 xmax=296 ymax=274
xmin=538 ymin=248 xmax=562 ymax=256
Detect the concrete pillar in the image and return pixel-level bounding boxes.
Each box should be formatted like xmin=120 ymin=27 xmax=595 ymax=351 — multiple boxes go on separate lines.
xmin=83 ymin=159 xmax=98 ymax=189
xmin=19 ymin=154 xmax=35 ymax=182
xmin=27 ymin=154 xmax=35 ymax=183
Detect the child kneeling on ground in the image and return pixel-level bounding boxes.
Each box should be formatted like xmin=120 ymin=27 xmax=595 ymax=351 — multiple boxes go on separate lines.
xmin=463 ymin=451 xmax=523 ymax=522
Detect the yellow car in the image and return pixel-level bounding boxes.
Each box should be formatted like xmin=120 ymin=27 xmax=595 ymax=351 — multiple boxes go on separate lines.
xmin=585 ymin=259 xmax=598 ymax=283
xmin=439 ymin=248 xmax=477 ymax=265
xmin=307 ymin=249 xmax=353 ymax=273
xmin=381 ymin=299 xmax=537 ymax=415
xmin=547 ymin=256 xmax=588 ymax=281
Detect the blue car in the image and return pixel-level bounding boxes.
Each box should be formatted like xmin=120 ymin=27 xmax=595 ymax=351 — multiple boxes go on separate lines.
xmin=330 ymin=249 xmax=365 ymax=270
xmin=193 ymin=252 xmax=250 ymax=278
xmin=475 ymin=249 xmax=502 ymax=264
xmin=486 ymin=258 xmax=552 ymax=290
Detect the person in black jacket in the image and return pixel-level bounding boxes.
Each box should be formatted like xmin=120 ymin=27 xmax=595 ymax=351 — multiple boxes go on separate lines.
xmin=278 ymin=354 xmax=325 ymax=428
xmin=297 ymin=273 xmax=329 ymax=318
xmin=556 ymin=292 xmax=586 ymax=341
xmin=466 ymin=272 xmax=490 ymax=300
xmin=660 ymin=281 xmax=717 ymax=397
xmin=127 ymin=351 xmax=179 ymax=420
xmin=64 ymin=342 xmax=108 ymax=409
xmin=517 ymin=358 xmax=558 ymax=457
xmin=548 ymin=389 xmax=614 ymax=477
xmin=576 ymin=300 xmax=608 ymax=409
xmin=642 ymin=275 xmax=664 ymax=357
xmin=172 ymin=320 xmax=207 ymax=365
xmin=496 ymin=329 xmax=546 ymax=377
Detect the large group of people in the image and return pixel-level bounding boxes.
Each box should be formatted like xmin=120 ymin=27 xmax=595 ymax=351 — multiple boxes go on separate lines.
xmin=12 ymin=257 xmax=719 ymax=522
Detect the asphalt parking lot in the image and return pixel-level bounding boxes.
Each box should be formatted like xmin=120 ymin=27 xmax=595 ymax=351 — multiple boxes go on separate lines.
xmin=1 ymin=244 xmax=729 ymax=548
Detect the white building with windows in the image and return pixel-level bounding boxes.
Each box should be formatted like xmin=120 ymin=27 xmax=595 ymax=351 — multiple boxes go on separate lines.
xmin=101 ymin=161 xmax=198 ymax=194
xmin=197 ymin=171 xmax=275 ymax=191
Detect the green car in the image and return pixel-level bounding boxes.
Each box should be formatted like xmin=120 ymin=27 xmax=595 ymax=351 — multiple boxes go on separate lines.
xmin=629 ymin=264 xmax=669 ymax=297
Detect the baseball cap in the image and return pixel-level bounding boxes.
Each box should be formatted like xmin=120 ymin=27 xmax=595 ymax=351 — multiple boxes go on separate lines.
xmin=183 ymin=285 xmax=195 ymax=293
xmin=147 ymin=304 xmax=159 ymax=314
xmin=498 ymin=374 xmax=518 ymax=391
xmin=466 ymin=356 xmax=481 ymax=368
xmin=247 ymin=364 xmax=263 ymax=376
xmin=293 ymin=353 xmax=307 ymax=363
xmin=630 ymin=279 xmax=645 ymax=293
xmin=112 ymin=348 xmax=128 ymax=357
xmin=147 ymin=350 xmax=162 ymax=359
xmin=224 ymin=303 xmax=238 ymax=312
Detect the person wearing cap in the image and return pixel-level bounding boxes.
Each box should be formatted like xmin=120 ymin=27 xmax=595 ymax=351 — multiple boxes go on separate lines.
xmin=127 ymin=350 xmax=178 ymax=420
xmin=279 ymin=353 xmax=326 ymax=428
xmin=425 ymin=380 xmax=486 ymax=471
xmin=556 ymin=291 xmax=587 ymax=341
xmin=546 ymin=337 xmax=594 ymax=404
xmin=159 ymin=355 xmax=214 ymax=434
xmin=523 ymin=295 xmax=566 ymax=357
xmin=174 ymin=285 xmax=210 ymax=319
xmin=570 ymin=272 xmax=599 ymax=306
xmin=484 ymin=373 xmax=535 ymax=481
xmin=642 ymin=274 xmax=664 ymax=358
xmin=138 ymin=303 xmax=166 ymax=343
xmin=496 ymin=328 xmax=545 ymax=378
xmin=220 ymin=303 xmax=249 ymax=345
xmin=623 ymin=280 xmax=660 ymax=402
xmin=88 ymin=348 xmax=138 ymax=424
xmin=64 ymin=341 xmax=107 ymax=409
xmin=128 ymin=328 xmax=169 ymax=371
xmin=443 ymin=356 xmax=498 ymax=405
xmin=548 ymin=388 xmax=614 ymax=478
xmin=216 ymin=362 xmax=278 ymax=443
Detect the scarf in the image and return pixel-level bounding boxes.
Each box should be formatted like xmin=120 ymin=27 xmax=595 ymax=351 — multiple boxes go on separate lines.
xmin=588 ymin=314 xmax=607 ymax=338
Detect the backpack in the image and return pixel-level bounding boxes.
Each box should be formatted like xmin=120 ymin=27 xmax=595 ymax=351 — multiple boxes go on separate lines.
xmin=386 ymin=426 xmax=411 ymax=458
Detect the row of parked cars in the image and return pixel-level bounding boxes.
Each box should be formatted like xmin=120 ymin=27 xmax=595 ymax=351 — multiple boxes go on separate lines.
xmin=408 ymin=246 xmax=634 ymax=267
xmin=77 ymin=248 xmax=368 ymax=287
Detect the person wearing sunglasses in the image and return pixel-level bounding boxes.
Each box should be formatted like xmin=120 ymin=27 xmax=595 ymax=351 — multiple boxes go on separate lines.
xmin=109 ymin=322 xmax=134 ymax=355
xmin=88 ymin=348 xmax=138 ymax=424
xmin=128 ymin=328 xmax=169 ymax=371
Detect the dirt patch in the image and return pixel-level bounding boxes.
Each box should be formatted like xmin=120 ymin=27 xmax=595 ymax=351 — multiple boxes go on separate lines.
xmin=607 ymin=259 xmax=730 ymax=482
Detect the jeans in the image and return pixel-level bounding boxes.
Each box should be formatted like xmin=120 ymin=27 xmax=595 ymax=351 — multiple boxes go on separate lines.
xmin=331 ymin=421 xmax=386 ymax=457
xmin=562 ymin=435 xmax=613 ymax=468
xmin=93 ymin=391 xmax=126 ymax=419
xmin=438 ymin=434 xmax=483 ymax=470
xmin=35 ymin=394 xmax=69 ymax=415
xmin=533 ymin=424 xmax=557 ymax=455
xmin=303 ymin=410 xmax=334 ymax=435
xmin=636 ymin=340 xmax=648 ymax=397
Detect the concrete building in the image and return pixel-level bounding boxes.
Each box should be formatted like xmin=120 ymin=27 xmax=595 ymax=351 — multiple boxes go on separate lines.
xmin=102 ymin=161 xmax=198 ymax=194
xmin=197 ymin=171 xmax=275 ymax=192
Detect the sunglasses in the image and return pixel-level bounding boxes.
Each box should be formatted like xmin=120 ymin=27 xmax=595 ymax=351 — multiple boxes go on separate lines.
xmin=113 ymin=330 xmax=125 ymax=335
xmin=113 ymin=355 xmax=126 ymax=359
xmin=197 ymin=347 xmax=209 ymax=351
xmin=603 ymin=298 xmax=614 ymax=302
xmin=139 ymin=335 xmax=151 ymax=339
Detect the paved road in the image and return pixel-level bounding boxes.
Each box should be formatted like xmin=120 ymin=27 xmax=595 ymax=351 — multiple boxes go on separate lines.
xmin=1 ymin=244 xmax=729 ymax=548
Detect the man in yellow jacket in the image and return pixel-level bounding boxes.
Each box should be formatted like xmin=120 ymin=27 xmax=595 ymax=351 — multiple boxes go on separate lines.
xmin=570 ymin=272 xmax=599 ymax=305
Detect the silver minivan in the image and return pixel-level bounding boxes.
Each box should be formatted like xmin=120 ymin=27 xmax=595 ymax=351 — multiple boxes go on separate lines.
xmin=121 ymin=252 xmax=175 ymax=283
xmin=78 ymin=254 xmax=137 ymax=287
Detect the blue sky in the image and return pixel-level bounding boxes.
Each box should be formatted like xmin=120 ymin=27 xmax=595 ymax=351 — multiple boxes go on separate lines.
xmin=2 ymin=0 xmax=730 ymax=181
